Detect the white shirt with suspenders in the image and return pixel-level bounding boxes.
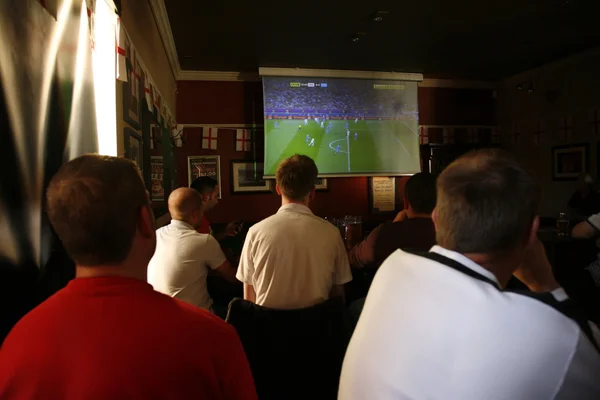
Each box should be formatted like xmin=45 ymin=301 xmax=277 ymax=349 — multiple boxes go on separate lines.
xmin=339 ymin=246 xmax=600 ymax=400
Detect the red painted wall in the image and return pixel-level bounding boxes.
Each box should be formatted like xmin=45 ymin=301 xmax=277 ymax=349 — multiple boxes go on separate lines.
xmin=174 ymin=81 xmax=496 ymax=223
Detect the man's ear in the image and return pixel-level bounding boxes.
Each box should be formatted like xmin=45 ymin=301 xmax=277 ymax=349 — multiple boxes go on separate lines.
xmin=138 ymin=205 xmax=155 ymax=238
xmin=403 ymin=195 xmax=409 ymax=210
xmin=526 ymin=215 xmax=540 ymax=247
xmin=275 ymin=185 xmax=282 ymax=196
xmin=431 ymin=208 xmax=438 ymax=231
xmin=309 ymin=187 xmax=316 ymax=201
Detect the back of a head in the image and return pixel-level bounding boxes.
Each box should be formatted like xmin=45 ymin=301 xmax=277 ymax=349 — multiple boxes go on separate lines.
xmin=168 ymin=188 xmax=202 ymax=219
xmin=276 ymin=154 xmax=318 ymax=200
xmin=404 ymin=172 xmax=437 ymax=214
xmin=435 ymin=149 xmax=539 ymax=254
xmin=46 ymin=154 xmax=149 ymax=266
xmin=190 ymin=176 xmax=217 ymax=195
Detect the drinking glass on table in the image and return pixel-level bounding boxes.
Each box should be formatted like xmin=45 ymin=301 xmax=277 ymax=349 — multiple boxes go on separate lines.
xmin=343 ymin=215 xmax=363 ymax=250
xmin=556 ymin=212 xmax=570 ymax=236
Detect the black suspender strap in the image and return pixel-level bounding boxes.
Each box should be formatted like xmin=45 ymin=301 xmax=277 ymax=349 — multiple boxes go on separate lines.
xmin=417 ymin=251 xmax=500 ymax=289
xmin=415 ymin=251 xmax=600 ymax=353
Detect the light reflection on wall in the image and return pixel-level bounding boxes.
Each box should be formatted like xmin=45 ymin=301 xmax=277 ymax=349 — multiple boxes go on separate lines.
xmin=93 ymin=0 xmax=117 ymax=156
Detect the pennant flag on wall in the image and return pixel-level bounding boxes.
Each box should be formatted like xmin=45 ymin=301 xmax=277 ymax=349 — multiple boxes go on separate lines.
xmin=559 ymin=116 xmax=572 ymax=141
xmin=511 ymin=124 xmax=521 ymax=144
xmin=443 ymin=128 xmax=454 ymax=144
xmin=533 ymin=120 xmax=545 ymax=145
xmin=202 ymin=127 xmax=218 ymax=150
xmin=491 ymin=127 xmax=500 ymax=144
xmin=236 ymin=129 xmax=252 ymax=151
xmin=116 ymin=18 xmax=127 ymax=81
xmin=37 ymin=0 xmax=58 ymax=19
xmin=144 ymin=74 xmax=153 ymax=111
xmin=419 ymin=126 xmax=428 ymax=144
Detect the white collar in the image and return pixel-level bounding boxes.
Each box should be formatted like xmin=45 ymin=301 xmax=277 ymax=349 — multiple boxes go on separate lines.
xmin=430 ymin=245 xmax=501 ymax=287
xmin=277 ymin=203 xmax=313 ymax=215
xmin=169 ymin=220 xmax=195 ymax=230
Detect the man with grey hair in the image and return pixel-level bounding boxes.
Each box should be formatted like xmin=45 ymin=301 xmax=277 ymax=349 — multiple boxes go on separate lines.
xmin=339 ymin=149 xmax=600 ymax=400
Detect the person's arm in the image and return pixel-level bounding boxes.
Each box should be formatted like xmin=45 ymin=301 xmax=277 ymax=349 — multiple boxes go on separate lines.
xmin=332 ymin=233 xmax=353 ymax=304
xmin=347 ymin=224 xmax=382 ymax=269
xmin=513 ymin=237 xmax=560 ymax=293
xmin=236 ymin=231 xmax=256 ymax=302
xmin=205 ymin=236 xmax=238 ymax=284
xmin=214 ymin=260 xmax=239 ymax=285
xmin=212 ymin=221 xmax=244 ymax=242
xmin=244 ymin=284 xmax=256 ymax=303
xmin=572 ymin=213 xmax=600 ymax=239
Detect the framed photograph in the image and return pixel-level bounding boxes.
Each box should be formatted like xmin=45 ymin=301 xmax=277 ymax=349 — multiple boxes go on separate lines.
xmin=124 ymin=128 xmax=143 ymax=172
xmin=188 ymin=155 xmax=221 ymax=198
xmin=231 ymin=160 xmax=271 ymax=194
xmin=368 ymin=177 xmax=396 ymax=214
xmin=315 ymin=178 xmax=328 ymax=191
xmin=552 ymin=143 xmax=589 ymax=181
xmin=150 ymin=156 xmax=164 ymax=202
xmin=122 ymin=51 xmax=141 ymax=129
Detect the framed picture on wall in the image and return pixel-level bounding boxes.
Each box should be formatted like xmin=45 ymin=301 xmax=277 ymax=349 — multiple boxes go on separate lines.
xmin=231 ymin=160 xmax=271 ymax=194
xmin=150 ymin=156 xmax=164 ymax=202
xmin=315 ymin=178 xmax=328 ymax=191
xmin=368 ymin=177 xmax=396 ymax=214
xmin=122 ymin=58 xmax=141 ymax=129
xmin=188 ymin=155 xmax=221 ymax=198
xmin=552 ymin=143 xmax=589 ymax=181
xmin=124 ymin=128 xmax=143 ymax=172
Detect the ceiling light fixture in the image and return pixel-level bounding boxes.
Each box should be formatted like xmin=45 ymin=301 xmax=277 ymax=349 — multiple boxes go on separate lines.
xmin=372 ymin=11 xmax=389 ymax=22
xmin=351 ymin=37 xmax=360 ymax=42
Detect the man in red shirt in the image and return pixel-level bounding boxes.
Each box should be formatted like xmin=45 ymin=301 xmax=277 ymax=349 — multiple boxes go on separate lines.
xmin=0 ymin=155 xmax=257 ymax=400
xmin=190 ymin=177 xmax=243 ymax=237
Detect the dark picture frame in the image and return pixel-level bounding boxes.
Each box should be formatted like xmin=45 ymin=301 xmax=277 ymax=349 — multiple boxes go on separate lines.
xmin=315 ymin=178 xmax=328 ymax=191
xmin=231 ymin=160 xmax=271 ymax=194
xmin=552 ymin=143 xmax=589 ymax=181
xmin=124 ymin=127 xmax=143 ymax=172
xmin=188 ymin=155 xmax=222 ymax=198
xmin=368 ymin=177 xmax=397 ymax=214
xmin=122 ymin=58 xmax=141 ymax=129
xmin=150 ymin=156 xmax=164 ymax=202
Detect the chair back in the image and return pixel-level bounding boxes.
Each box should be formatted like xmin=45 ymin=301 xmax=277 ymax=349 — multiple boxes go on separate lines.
xmin=226 ymin=297 xmax=348 ymax=400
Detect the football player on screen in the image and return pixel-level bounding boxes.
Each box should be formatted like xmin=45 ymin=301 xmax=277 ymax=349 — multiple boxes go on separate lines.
xmin=309 ymin=138 xmax=315 ymax=147
xmin=335 ymin=144 xmax=341 ymax=154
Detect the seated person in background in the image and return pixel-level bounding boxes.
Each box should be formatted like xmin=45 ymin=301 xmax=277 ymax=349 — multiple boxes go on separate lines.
xmin=190 ymin=176 xmax=243 ymax=238
xmin=339 ymin=149 xmax=600 ymax=400
xmin=148 ymin=188 xmax=238 ymax=313
xmin=0 ymin=155 xmax=256 ymax=399
xmin=568 ymin=173 xmax=600 ymax=218
xmin=348 ymin=172 xmax=436 ymax=269
xmin=572 ymin=214 xmax=600 ymax=287
xmin=237 ymin=154 xmax=352 ymax=309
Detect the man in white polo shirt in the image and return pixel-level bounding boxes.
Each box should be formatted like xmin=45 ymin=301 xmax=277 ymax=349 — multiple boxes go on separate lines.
xmin=148 ymin=188 xmax=238 ymax=312
xmin=237 ymin=154 xmax=352 ymax=309
xmin=339 ymin=149 xmax=600 ymax=400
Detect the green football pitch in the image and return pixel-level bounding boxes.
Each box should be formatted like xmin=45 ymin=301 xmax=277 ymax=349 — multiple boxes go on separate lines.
xmin=264 ymin=119 xmax=421 ymax=176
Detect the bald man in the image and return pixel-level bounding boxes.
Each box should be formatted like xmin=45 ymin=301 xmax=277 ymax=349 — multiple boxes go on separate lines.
xmin=148 ymin=188 xmax=238 ymax=312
